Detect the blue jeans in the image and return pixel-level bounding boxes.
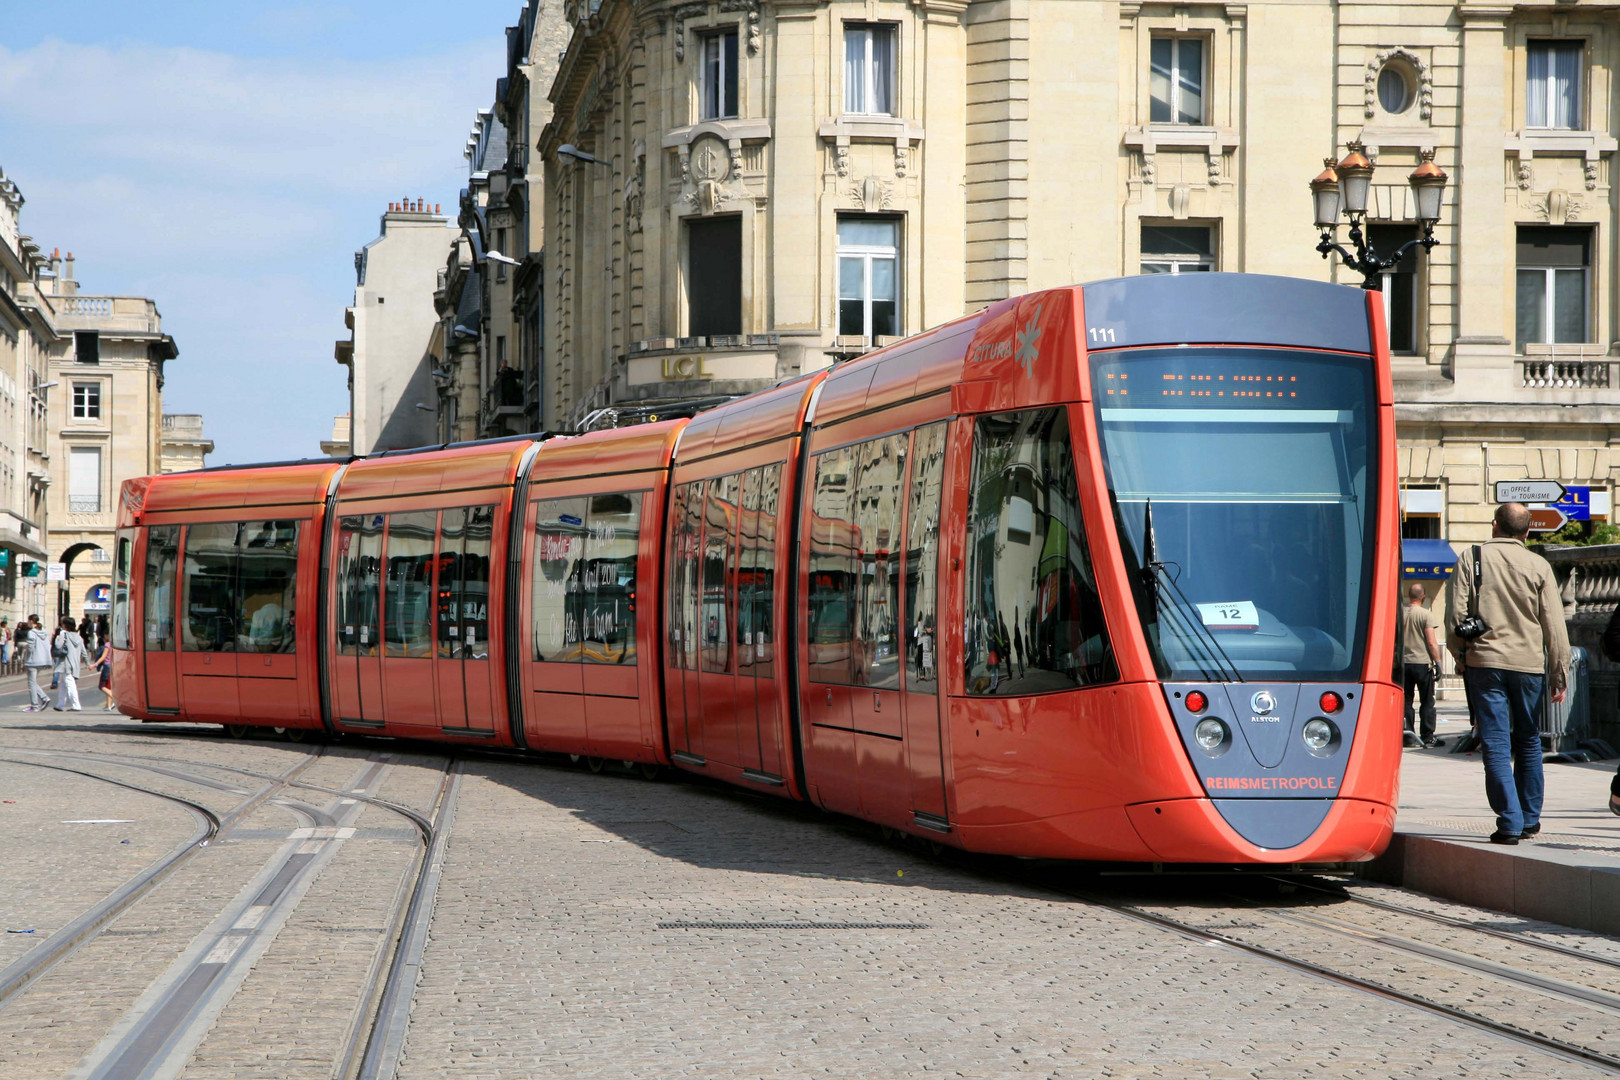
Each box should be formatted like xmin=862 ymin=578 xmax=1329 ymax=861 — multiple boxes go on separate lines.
xmin=1464 ymin=667 xmax=1546 ymax=835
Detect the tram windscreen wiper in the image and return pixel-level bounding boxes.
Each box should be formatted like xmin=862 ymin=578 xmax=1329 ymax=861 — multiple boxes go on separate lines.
xmin=1139 ymin=499 xmax=1244 ymax=684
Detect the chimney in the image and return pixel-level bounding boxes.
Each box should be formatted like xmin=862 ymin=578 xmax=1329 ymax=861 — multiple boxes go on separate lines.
xmin=63 ymin=252 xmax=74 ymax=283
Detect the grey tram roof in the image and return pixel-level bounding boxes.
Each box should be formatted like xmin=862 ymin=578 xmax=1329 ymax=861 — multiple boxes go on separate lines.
xmin=1081 ymin=273 xmax=1373 ymax=355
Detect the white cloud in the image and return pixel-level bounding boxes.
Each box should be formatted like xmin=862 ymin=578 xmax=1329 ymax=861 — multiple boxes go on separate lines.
xmin=0 ymin=36 xmax=502 ymax=463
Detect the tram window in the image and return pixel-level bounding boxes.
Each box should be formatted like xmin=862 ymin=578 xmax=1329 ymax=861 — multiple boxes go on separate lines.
xmin=336 ymin=517 xmax=362 ymax=656
xmin=737 ymin=470 xmax=761 ymax=672
xmin=666 ymin=484 xmax=689 ymax=667
xmin=237 ymin=520 xmax=298 ymax=654
xmin=112 ymin=531 xmax=133 ymax=650
xmin=854 ymin=435 xmax=905 ymax=689
xmin=581 ymin=492 xmax=642 ymax=665
xmin=182 ymin=523 xmax=239 ymax=652
xmin=383 ymin=512 xmax=436 ymax=658
xmin=964 ymin=408 xmax=1116 ymax=695
xmin=808 ymin=446 xmax=857 ymax=684
xmin=533 ymin=498 xmax=586 ymax=662
xmin=702 ymin=474 xmax=739 ymax=674
xmin=143 ymin=525 xmax=180 ymax=653
xmin=463 ymin=506 xmax=494 ymax=660
xmin=354 ymin=516 xmax=384 ymax=656
xmin=755 ymin=464 xmax=780 ymax=675
xmin=904 ymin=423 xmax=947 ymax=691
xmin=678 ymin=481 xmax=705 ymax=672
xmin=437 ymin=508 xmax=465 ymax=660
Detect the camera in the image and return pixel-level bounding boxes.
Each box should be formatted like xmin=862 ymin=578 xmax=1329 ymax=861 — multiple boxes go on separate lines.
xmin=1453 ymin=615 xmax=1488 ymax=641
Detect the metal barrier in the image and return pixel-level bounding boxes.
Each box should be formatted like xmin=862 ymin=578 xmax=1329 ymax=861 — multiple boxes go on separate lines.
xmin=1539 ymin=646 xmax=1590 ymax=756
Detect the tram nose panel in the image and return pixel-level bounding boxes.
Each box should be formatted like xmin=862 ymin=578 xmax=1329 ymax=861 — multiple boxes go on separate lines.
xmin=1164 ymin=682 xmax=1365 ymax=849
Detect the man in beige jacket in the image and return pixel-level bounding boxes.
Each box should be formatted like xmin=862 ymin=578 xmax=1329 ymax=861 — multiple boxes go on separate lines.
xmin=1446 ymin=503 xmax=1570 ymax=844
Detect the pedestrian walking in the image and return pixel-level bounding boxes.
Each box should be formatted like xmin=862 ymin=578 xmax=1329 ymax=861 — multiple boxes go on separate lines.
xmin=0 ymin=618 xmax=11 ymax=673
xmin=78 ymin=615 xmax=94 ymax=656
xmin=1599 ymin=601 xmax=1620 ymax=816
xmin=92 ymin=636 xmax=115 ymax=711
xmin=1400 ymin=582 xmax=1443 ymax=748
xmin=1445 ymin=502 xmax=1570 ymax=845
xmin=52 ymin=615 xmax=86 ymax=712
xmin=12 ymin=618 xmax=28 ymax=677
xmin=21 ymin=615 xmax=50 ymax=711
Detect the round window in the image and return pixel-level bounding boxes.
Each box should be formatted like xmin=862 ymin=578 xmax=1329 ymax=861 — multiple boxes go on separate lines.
xmin=1378 ymin=65 xmax=1413 ymax=114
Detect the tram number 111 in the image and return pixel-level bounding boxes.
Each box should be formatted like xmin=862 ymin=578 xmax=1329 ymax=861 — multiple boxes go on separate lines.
xmin=1088 ymin=327 xmax=1117 ymax=344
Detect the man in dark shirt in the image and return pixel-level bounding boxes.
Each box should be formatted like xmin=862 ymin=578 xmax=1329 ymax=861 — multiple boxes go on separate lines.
xmin=1400 ymin=582 xmax=1442 ymax=747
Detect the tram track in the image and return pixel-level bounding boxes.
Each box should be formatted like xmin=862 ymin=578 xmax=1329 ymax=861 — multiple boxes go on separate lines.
xmin=1029 ymin=869 xmax=1620 ymax=1076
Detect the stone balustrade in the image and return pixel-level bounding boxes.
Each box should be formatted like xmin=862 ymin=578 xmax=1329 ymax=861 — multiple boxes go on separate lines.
xmin=1519 ymin=358 xmax=1613 ymax=389
xmin=1543 ymin=543 xmax=1620 ymax=745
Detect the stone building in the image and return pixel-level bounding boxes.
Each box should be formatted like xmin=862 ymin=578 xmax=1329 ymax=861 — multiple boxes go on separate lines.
xmin=321 ymin=414 xmax=353 ymax=458
xmin=159 ymin=413 xmax=213 ymax=473
xmin=0 ymin=168 xmax=57 ymax=624
xmin=335 ymin=200 xmax=456 ymax=455
xmin=42 ymin=254 xmax=177 ymax=622
xmin=538 ymin=0 xmax=1620 ymax=552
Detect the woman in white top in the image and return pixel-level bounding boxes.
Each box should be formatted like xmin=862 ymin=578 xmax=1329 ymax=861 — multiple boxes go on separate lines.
xmin=52 ymin=615 xmax=86 ymax=712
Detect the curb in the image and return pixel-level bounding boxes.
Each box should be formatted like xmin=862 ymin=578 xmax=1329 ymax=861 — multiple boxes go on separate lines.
xmin=1362 ymin=830 xmax=1620 ymax=936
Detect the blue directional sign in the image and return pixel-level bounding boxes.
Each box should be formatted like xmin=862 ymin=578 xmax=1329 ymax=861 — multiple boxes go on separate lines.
xmin=1555 ymin=486 xmax=1591 ymax=521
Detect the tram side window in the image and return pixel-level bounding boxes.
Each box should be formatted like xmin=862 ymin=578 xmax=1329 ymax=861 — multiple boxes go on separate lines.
xmin=532 ymin=498 xmax=586 ymax=662
xmin=384 ymin=512 xmax=436 ymax=658
xmin=182 ymin=520 xmax=300 ymax=653
xmin=581 ymin=492 xmax=641 ymax=665
xmin=904 ymin=423 xmax=947 ymax=691
xmin=737 ymin=470 xmax=761 ymax=672
xmin=665 ymin=484 xmax=689 ymax=666
xmin=463 ymin=506 xmax=494 ymax=660
xmin=753 ymin=464 xmax=780 ymax=674
xmin=807 ymin=446 xmax=857 ymax=684
xmin=964 ymin=408 xmax=1117 ymax=695
xmin=853 ymin=435 xmax=905 ymax=689
xmin=112 ymin=530 xmax=133 ymax=650
xmin=437 ymin=508 xmax=465 ymax=660
xmin=702 ymin=474 xmax=739 ymax=673
xmin=676 ymin=480 xmax=705 ymax=673
xmin=143 ymin=525 xmax=180 ymax=652
xmin=335 ymin=515 xmax=383 ymax=656
xmin=237 ymin=520 xmax=298 ymax=653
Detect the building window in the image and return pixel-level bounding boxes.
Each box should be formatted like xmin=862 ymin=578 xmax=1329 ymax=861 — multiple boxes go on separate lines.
xmin=72 ymin=382 xmax=102 ymax=420
xmin=1527 ymin=41 xmax=1581 ymax=129
xmin=700 ymin=28 xmax=739 ymax=120
xmin=1150 ymin=36 xmax=1204 ymax=124
xmin=496 ymin=335 xmax=507 ymax=369
xmin=69 ymin=445 xmax=101 ymax=513
xmin=837 ymin=217 xmax=899 ymax=341
xmin=1377 ymin=64 xmax=1413 ymax=114
xmin=1516 ymin=226 xmax=1590 ymax=346
xmin=1401 ymin=485 xmax=1443 ymax=540
xmin=1140 ymin=224 xmax=1214 ymax=274
xmin=1369 ymin=225 xmax=1418 ymax=353
xmin=844 ymin=24 xmax=896 ymax=116
xmin=495 ymin=228 xmax=508 ymax=281
xmin=686 ymin=216 xmax=742 ymax=337
xmin=75 ymin=331 xmax=99 ymax=364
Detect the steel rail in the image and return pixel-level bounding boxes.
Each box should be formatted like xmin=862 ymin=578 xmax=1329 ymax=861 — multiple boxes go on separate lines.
xmin=0 ymin=748 xmax=322 ymax=1009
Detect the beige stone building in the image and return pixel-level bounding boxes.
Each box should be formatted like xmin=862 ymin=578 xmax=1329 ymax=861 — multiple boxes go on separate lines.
xmin=159 ymin=413 xmax=213 ymax=473
xmin=320 ymin=414 xmax=352 ymax=458
xmin=335 ymin=200 xmax=456 ymax=455
xmin=539 ymin=0 xmax=1620 ymax=553
xmin=0 ymin=168 xmax=57 ymax=625
xmin=41 ymin=255 xmax=176 ymax=622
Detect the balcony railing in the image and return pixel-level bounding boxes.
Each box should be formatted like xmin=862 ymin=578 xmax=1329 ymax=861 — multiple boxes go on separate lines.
xmin=68 ymin=495 xmax=100 ymax=513
xmin=1520 ymin=357 xmax=1613 ymax=389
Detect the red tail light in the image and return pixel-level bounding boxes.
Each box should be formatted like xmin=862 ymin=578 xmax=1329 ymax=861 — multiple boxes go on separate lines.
xmin=1185 ymin=690 xmax=1208 ymax=714
xmin=1319 ymin=691 xmax=1342 ymax=714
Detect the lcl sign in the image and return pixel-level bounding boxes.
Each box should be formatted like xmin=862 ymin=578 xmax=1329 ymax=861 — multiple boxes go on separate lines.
xmin=661 ymin=356 xmax=711 ymax=380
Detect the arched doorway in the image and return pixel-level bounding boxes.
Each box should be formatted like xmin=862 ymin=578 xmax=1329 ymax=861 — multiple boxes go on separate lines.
xmin=59 ymin=542 xmax=106 ymax=623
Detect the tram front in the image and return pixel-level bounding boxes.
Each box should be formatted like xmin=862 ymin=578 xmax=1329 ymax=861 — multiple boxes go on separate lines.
xmin=1085 ymin=273 xmax=1400 ymax=861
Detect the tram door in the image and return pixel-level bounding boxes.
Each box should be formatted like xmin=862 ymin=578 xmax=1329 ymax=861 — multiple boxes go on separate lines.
xmin=460 ymin=506 xmax=497 ymax=733
xmin=697 ymin=476 xmax=740 ymax=767
xmin=141 ymin=525 xmax=181 ymax=712
xmin=900 ymin=423 xmax=950 ymax=824
xmin=380 ymin=512 xmax=437 ymax=730
xmin=333 ymin=514 xmax=385 ymax=727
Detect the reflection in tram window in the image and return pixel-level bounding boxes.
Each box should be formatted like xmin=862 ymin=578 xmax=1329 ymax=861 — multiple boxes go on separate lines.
xmin=533 ymin=498 xmax=586 ymax=661
xmin=182 ymin=520 xmax=300 ymax=654
xmin=702 ymin=475 xmax=739 ymax=674
xmin=112 ymin=531 xmax=133 ymax=650
xmin=343 ymin=516 xmax=384 ymax=656
xmin=854 ymin=435 xmax=905 ymax=689
xmin=143 ymin=525 xmax=180 ymax=653
xmin=964 ymin=408 xmax=1117 ymax=695
xmin=437 ymin=508 xmax=465 ymax=660
xmin=672 ymin=480 xmax=704 ymax=673
xmin=580 ymin=492 xmax=641 ymax=665
xmin=754 ymin=464 xmax=780 ymax=675
xmin=807 ymin=447 xmax=857 ymax=684
xmin=904 ymin=423 xmax=947 ymax=690
xmin=383 ymin=512 xmax=436 ymax=658
xmin=1092 ymin=348 xmax=1373 ymax=681
xmin=463 ymin=506 xmax=494 ymax=660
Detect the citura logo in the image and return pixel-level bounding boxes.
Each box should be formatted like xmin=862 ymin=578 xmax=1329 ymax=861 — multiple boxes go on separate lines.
xmin=1204 ymin=776 xmax=1338 ymax=791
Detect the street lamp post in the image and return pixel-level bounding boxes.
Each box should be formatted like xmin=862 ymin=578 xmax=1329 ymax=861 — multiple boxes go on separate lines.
xmin=1311 ymin=141 xmax=1448 ymax=291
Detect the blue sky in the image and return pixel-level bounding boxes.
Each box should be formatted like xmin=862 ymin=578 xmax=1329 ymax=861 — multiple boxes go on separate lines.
xmin=0 ymin=1 xmax=523 ymax=464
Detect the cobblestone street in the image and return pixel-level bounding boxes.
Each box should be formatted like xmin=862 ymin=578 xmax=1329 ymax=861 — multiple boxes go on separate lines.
xmin=1 ymin=678 xmax=1617 ymax=1079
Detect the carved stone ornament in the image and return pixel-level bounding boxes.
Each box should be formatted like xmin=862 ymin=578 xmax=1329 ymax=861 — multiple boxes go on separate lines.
xmin=671 ymin=3 xmax=707 ymax=62
xmin=849 ymin=175 xmax=893 ymax=212
xmin=690 ymin=135 xmax=731 ymax=183
xmin=894 ymin=144 xmax=909 ymax=179
xmin=1586 ymin=159 xmax=1599 ymax=191
xmin=1140 ymin=151 xmax=1157 ymax=186
xmin=719 ymin=0 xmax=762 ymax=54
xmin=1366 ymin=47 xmax=1433 ymax=121
xmin=1535 ymin=188 xmax=1586 ymax=226
xmin=834 ymin=143 xmax=850 ymax=178
xmin=1518 ymin=159 xmax=1533 ymax=191
xmin=624 ymin=138 xmax=647 ymax=234
xmin=1206 ymin=151 xmax=1222 ymax=186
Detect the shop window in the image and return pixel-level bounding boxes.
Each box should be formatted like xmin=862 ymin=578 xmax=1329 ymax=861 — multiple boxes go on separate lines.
xmin=700 ymin=28 xmax=739 ymax=120
xmin=1516 ymin=226 xmax=1590 ymax=346
xmin=837 ymin=217 xmax=900 ymax=340
xmin=1150 ymin=36 xmax=1204 ymax=124
xmin=964 ymin=408 xmax=1116 ymax=695
xmin=1527 ymin=41 xmax=1581 ymax=129
xmin=844 ymin=24 xmax=896 ymax=115
xmin=1141 ymin=224 xmax=1214 ymax=275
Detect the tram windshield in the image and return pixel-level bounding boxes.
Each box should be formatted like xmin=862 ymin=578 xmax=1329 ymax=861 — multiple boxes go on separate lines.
xmin=1091 ymin=346 xmax=1375 ymax=681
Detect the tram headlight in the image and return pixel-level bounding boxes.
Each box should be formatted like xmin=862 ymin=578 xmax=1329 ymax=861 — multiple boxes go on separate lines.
xmin=1193 ymin=717 xmax=1228 ymax=754
xmin=1302 ymin=717 xmax=1338 ymax=757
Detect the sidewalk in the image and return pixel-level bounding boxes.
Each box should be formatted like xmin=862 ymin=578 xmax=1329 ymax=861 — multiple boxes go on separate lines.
xmin=1369 ymin=701 xmax=1620 ymax=934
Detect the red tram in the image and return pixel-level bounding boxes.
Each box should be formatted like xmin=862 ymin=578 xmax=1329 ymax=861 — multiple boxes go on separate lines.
xmin=109 ymin=274 xmax=1401 ymax=864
